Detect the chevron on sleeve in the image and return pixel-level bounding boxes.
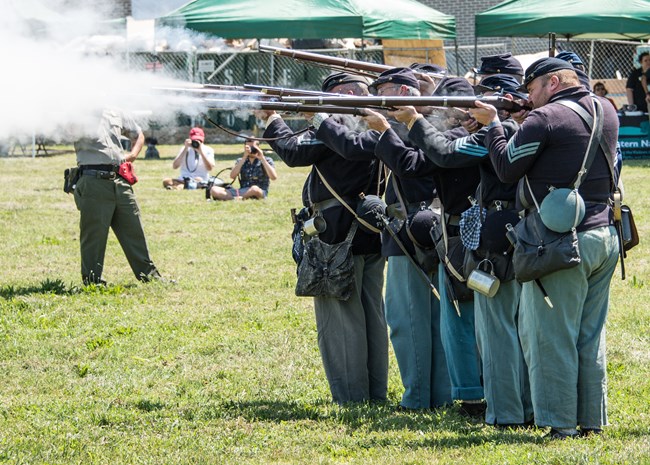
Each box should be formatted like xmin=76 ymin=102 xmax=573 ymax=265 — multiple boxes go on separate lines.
xmin=506 ymin=140 xmax=540 ymax=163
xmin=453 ymin=136 xmax=489 ymax=157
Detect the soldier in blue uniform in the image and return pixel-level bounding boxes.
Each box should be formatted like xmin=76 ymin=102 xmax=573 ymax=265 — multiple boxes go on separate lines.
xmin=255 ymin=73 xmax=388 ymax=404
xmin=472 ymin=58 xmax=620 ymax=439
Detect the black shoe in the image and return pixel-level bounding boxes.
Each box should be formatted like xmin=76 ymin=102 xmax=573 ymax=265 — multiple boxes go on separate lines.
xmin=396 ymin=404 xmax=427 ymax=412
xmin=579 ymin=427 xmax=603 ymax=437
xmin=493 ymin=423 xmax=518 ymax=430
xmin=493 ymin=418 xmax=536 ymax=430
xmin=458 ymin=400 xmax=487 ymax=418
xmin=138 ymin=269 xmax=162 ymax=283
xmin=545 ymin=428 xmax=578 ymax=440
xmin=82 ymin=277 xmax=107 ymax=286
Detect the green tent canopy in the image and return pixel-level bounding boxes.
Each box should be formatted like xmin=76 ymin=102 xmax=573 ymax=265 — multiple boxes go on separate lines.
xmin=156 ymin=0 xmax=455 ymax=40
xmin=475 ymin=0 xmax=650 ymax=40
xmin=338 ymin=0 xmax=455 ymax=39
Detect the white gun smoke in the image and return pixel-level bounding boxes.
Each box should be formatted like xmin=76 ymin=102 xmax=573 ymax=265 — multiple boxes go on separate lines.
xmin=0 ymin=1 xmax=216 ymax=142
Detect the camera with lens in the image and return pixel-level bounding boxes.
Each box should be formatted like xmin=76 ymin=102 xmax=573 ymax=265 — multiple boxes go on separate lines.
xmin=183 ymin=177 xmax=197 ymax=190
xmin=191 ymin=140 xmax=200 ymax=149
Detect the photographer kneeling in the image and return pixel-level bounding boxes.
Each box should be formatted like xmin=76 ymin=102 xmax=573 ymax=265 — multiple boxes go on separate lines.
xmin=163 ymin=127 xmax=215 ymax=190
xmin=210 ymin=138 xmax=277 ymax=200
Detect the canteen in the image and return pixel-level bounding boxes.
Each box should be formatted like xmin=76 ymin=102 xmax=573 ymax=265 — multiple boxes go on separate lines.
xmin=539 ymin=188 xmax=585 ymax=233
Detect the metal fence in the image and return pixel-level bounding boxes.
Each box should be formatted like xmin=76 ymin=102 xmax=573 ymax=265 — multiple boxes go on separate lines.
xmin=122 ymin=38 xmax=642 ymax=141
xmin=126 ymin=47 xmax=386 ymax=89
xmin=126 ymin=39 xmax=642 ymax=85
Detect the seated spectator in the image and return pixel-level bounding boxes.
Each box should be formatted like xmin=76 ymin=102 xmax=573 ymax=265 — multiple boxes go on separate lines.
xmin=593 ymin=82 xmax=618 ymax=110
xmin=162 ymin=127 xmax=215 ymax=190
xmin=210 ymin=138 xmax=277 ymax=200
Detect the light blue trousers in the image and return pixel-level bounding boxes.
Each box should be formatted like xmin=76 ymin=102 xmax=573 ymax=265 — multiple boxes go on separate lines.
xmin=439 ymin=263 xmax=484 ymax=401
xmin=314 ymin=253 xmax=388 ymax=404
xmin=475 ymin=279 xmax=533 ymax=424
xmin=519 ymin=226 xmax=619 ymax=429
xmin=385 ymin=256 xmax=451 ymax=409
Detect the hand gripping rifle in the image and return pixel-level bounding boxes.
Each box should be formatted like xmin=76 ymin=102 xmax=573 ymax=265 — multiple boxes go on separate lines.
xmin=258 ymin=45 xmax=446 ymax=81
xmin=239 ymin=86 xmax=483 ymax=120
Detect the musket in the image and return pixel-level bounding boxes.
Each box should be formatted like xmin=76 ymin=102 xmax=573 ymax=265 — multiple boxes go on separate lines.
xmin=203 ymin=84 xmax=253 ymax=92
xmin=154 ymin=84 xmax=341 ymax=102
xmin=153 ymin=87 xmax=272 ymax=99
xmin=281 ymin=95 xmax=531 ymax=112
xmin=155 ymin=83 xmax=259 ymax=93
xmin=190 ymin=96 xmax=489 ymax=119
xmin=200 ymin=98 xmax=372 ymax=116
xmin=243 ymin=84 xmax=347 ymax=98
xmin=259 ymin=45 xmax=445 ymax=81
xmin=167 ymin=83 xmax=356 ymax=99
xmin=189 ymin=83 xmax=325 ymax=98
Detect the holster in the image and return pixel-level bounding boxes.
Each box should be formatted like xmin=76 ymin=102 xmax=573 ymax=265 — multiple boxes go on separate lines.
xmin=63 ymin=167 xmax=80 ymax=194
xmin=118 ymin=162 xmax=138 ymax=185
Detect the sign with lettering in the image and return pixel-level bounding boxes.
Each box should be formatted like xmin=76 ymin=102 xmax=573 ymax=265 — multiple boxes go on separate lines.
xmin=619 ymin=114 xmax=650 ymax=159
xmin=198 ymin=60 xmax=215 ymax=72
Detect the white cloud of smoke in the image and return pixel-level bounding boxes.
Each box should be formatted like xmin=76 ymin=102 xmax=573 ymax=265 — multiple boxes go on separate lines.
xmin=0 ymin=0 xmax=212 ymax=142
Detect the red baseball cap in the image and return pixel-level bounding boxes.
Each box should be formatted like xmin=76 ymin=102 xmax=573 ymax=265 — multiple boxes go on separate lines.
xmin=189 ymin=127 xmax=205 ymax=142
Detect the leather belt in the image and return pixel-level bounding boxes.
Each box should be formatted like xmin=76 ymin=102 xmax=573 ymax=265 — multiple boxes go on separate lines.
xmin=386 ymin=199 xmax=435 ymax=218
xmin=80 ymin=164 xmax=119 ymax=172
xmin=312 ymin=197 xmax=355 ymax=213
xmin=82 ymin=169 xmax=117 ymax=180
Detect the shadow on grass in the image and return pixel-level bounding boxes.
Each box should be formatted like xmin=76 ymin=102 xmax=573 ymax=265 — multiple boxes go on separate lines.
xmin=0 ymin=279 xmax=135 ymax=299
xmin=208 ymin=399 xmax=541 ymax=447
xmin=217 ymin=399 xmax=332 ymax=422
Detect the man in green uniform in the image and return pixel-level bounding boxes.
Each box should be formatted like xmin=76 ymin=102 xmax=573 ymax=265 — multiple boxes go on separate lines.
xmin=73 ymin=108 xmax=161 ymax=285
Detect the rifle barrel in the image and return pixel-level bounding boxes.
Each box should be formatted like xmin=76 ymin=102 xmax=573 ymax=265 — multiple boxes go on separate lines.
xmin=258 ymin=45 xmax=445 ymax=81
xmin=201 ymin=84 xmax=331 ymax=100
xmin=243 ymin=84 xmax=337 ymax=97
xmin=201 ymin=98 xmax=370 ymax=116
xmin=281 ymin=95 xmax=529 ymax=112
xmin=203 ymin=84 xmax=251 ymax=91
xmin=154 ymin=87 xmax=271 ymax=99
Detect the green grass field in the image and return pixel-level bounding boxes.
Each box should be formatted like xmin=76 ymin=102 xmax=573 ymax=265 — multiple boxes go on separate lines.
xmin=1 ymin=145 xmax=649 ymax=464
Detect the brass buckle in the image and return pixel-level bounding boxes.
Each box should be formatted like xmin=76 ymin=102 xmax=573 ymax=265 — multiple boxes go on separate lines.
xmin=98 ymin=170 xmax=117 ymax=180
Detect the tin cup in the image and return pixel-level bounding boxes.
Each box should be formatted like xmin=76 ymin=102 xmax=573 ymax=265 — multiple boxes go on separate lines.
xmin=467 ymin=259 xmax=500 ymax=298
xmin=303 ymin=216 xmax=327 ymax=236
